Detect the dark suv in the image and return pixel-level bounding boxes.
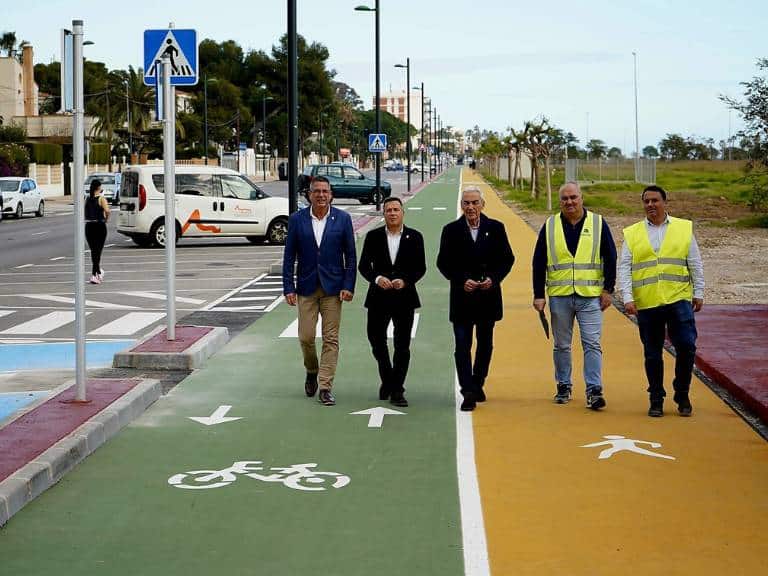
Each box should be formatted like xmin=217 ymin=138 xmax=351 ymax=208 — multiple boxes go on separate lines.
xmin=299 ymin=163 xmax=392 ymax=204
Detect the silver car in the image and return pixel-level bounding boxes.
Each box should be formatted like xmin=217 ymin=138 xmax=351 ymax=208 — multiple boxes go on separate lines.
xmin=84 ymin=173 xmax=121 ymax=205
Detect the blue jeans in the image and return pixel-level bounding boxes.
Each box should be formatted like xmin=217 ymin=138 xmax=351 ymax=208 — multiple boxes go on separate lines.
xmin=549 ymin=295 xmax=603 ymax=394
xmin=636 ymin=300 xmax=697 ymax=402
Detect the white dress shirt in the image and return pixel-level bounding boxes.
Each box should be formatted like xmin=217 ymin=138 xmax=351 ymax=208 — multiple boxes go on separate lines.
xmin=311 ymin=208 xmax=329 ymax=247
xmin=375 ymin=226 xmax=403 ymax=285
xmin=618 ymin=214 xmax=705 ymax=303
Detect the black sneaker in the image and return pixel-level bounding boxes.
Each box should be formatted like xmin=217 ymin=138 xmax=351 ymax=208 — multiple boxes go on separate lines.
xmin=554 ymin=384 xmax=572 ymax=404
xmin=676 ymin=397 xmax=693 ymax=417
xmin=304 ymin=373 xmax=318 ymax=397
xmin=648 ymin=400 xmax=664 ymax=417
xmin=318 ymin=389 xmax=336 ymax=406
xmin=390 ymin=393 xmax=408 ymax=407
xmin=586 ymin=393 xmax=606 ymax=411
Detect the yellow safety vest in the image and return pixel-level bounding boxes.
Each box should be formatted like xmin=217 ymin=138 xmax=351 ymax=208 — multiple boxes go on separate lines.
xmin=623 ymin=216 xmax=693 ymax=310
xmin=545 ymin=210 xmax=604 ymax=297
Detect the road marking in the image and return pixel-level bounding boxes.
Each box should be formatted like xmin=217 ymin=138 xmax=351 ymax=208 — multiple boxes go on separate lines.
xmin=202 ymin=273 xmax=268 ymax=311
xmin=209 ymin=306 xmax=266 ymax=312
xmin=0 ymin=311 xmax=15 ymax=319
xmin=240 ymin=288 xmax=283 ymax=293
xmin=15 ymin=264 xmax=34 ymax=269
xmin=433 ymin=206 xmax=447 ymax=211
xmin=50 ymin=256 xmax=66 ymax=261
xmin=89 ymin=312 xmax=165 ymax=336
xmin=188 ymin=405 xmax=243 ymax=426
xmin=22 ymin=294 xmax=139 ymax=310
xmin=264 ymin=296 xmax=284 ymax=312
xmin=31 ymin=231 xmax=50 ymax=236
xmin=350 ymin=406 xmax=406 ymax=428
xmin=105 ymin=243 xmax=116 ymax=248
xmin=0 ymin=311 xmax=90 ymax=335
xmin=280 ymin=314 xmax=420 ymax=338
xmin=227 ymin=296 xmax=276 ymax=302
xmin=407 ymin=207 xmax=422 ymax=211
xmin=119 ymin=291 xmax=205 ymax=305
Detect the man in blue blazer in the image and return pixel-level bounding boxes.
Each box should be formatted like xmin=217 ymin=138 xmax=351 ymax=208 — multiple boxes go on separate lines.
xmin=282 ymin=176 xmax=357 ymax=406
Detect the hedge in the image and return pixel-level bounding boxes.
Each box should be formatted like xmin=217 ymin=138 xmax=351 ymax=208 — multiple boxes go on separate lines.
xmin=25 ymin=142 xmax=63 ymax=165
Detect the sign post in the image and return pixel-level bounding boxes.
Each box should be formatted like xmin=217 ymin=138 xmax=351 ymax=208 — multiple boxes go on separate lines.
xmin=161 ymin=55 xmax=176 ymax=340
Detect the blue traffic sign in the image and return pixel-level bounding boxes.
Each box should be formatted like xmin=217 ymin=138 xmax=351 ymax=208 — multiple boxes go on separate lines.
xmin=144 ymin=29 xmax=198 ymax=86
xmin=368 ymin=133 xmax=388 ymax=153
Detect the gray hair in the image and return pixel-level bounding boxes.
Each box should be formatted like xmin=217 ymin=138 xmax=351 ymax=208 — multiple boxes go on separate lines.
xmin=462 ymin=185 xmax=484 ymax=200
xmin=558 ymin=181 xmax=581 ymax=196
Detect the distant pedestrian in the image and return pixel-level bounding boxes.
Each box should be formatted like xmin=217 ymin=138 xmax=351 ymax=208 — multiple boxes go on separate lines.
xmin=437 ymin=185 xmax=515 ymax=411
xmin=358 ymin=197 xmax=426 ymax=407
xmin=85 ymin=178 xmax=110 ymax=285
xmin=619 ymin=185 xmax=704 ymax=417
xmin=282 ymin=176 xmax=357 ymax=406
xmin=532 ymin=182 xmax=617 ymax=410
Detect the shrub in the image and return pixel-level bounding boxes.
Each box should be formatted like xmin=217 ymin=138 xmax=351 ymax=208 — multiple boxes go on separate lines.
xmin=0 ymin=143 xmax=30 ymax=176
xmin=0 ymin=123 xmax=27 ymax=143
xmin=89 ymin=142 xmax=110 ymax=164
xmin=24 ymin=142 xmax=63 ymax=164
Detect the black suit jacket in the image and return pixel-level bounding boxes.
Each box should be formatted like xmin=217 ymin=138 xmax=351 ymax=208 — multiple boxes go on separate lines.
xmin=358 ymin=225 xmax=427 ymax=310
xmin=436 ymin=213 xmax=515 ymax=323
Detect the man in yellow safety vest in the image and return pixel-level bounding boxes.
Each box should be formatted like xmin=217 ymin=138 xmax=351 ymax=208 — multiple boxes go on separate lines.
xmin=533 ymin=182 xmax=617 ymax=410
xmin=619 ymin=185 xmax=704 ymax=417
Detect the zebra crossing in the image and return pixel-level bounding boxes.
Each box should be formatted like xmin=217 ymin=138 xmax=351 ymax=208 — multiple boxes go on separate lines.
xmin=203 ymin=274 xmax=283 ymax=313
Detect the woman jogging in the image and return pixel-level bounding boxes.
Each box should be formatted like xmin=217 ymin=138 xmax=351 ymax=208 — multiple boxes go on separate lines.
xmin=85 ymin=178 xmax=110 ymax=285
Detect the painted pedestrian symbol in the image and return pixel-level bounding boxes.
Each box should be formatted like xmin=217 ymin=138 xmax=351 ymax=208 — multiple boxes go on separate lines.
xmin=167 ymin=460 xmax=351 ymax=491
xmin=580 ymin=435 xmax=676 ymax=460
xmin=143 ymin=29 xmax=198 ymax=86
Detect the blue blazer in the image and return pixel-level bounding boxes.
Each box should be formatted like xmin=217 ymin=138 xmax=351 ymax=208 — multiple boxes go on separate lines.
xmin=282 ymin=206 xmax=357 ymax=296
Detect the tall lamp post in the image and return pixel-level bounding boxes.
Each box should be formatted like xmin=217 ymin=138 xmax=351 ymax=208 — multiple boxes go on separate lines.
xmin=632 ymin=51 xmax=640 ymax=182
xmin=413 ymin=83 xmax=425 ymax=183
xmin=203 ymin=74 xmax=218 ymax=165
xmin=355 ymin=1 xmax=381 ymax=211
xmin=261 ymin=89 xmax=274 ymax=181
xmin=394 ymin=58 xmax=411 ymax=192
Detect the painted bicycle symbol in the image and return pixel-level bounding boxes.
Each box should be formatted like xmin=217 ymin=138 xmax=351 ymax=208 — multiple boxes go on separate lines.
xmin=167 ymin=461 xmax=351 ymax=492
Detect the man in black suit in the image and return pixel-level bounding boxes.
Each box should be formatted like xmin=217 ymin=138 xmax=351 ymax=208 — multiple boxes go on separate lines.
xmin=437 ymin=185 xmax=515 ymax=411
xmin=358 ymin=197 xmax=426 ymax=407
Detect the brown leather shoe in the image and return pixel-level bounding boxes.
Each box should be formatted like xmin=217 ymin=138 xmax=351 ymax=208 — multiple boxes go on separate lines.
xmin=305 ymin=373 xmax=318 ymax=397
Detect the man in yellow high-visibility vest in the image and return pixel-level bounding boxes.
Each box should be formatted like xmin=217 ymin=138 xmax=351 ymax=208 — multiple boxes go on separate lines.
xmin=533 ymin=182 xmax=617 ymax=410
xmin=619 ymin=185 xmax=704 ymax=417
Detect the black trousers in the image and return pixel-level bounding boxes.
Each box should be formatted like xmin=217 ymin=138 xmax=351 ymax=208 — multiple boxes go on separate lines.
xmin=366 ymin=307 xmax=415 ymax=395
xmin=453 ymin=320 xmax=495 ymax=397
xmin=85 ymin=222 xmax=107 ymax=275
xmin=637 ymin=300 xmax=698 ymax=403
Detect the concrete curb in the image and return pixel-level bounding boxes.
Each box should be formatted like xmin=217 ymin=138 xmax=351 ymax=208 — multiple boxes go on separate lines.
xmin=0 ymin=378 xmax=161 ymax=526
xmin=112 ymin=325 xmax=229 ymax=371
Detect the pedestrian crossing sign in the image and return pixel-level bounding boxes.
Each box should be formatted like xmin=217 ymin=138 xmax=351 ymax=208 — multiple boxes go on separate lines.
xmin=143 ymin=29 xmax=198 ymax=86
xmin=368 ymin=133 xmax=388 ymax=153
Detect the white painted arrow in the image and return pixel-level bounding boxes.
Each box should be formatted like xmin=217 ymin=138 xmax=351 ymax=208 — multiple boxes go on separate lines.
xmin=350 ymin=407 xmax=406 ymax=428
xmin=188 ymin=405 xmax=243 ymax=426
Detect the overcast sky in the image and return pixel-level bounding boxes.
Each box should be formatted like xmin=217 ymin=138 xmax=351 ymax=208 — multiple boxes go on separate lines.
xmin=5 ymin=0 xmax=766 ymax=153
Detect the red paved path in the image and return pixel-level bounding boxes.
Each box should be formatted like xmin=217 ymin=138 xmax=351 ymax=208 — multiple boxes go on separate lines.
xmin=694 ymin=305 xmax=768 ymax=423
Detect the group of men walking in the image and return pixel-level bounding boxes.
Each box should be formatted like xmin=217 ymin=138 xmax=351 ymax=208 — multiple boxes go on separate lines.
xmin=282 ymin=174 xmax=703 ymax=418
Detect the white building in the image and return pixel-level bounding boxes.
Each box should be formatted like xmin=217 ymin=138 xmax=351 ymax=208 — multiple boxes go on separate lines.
xmin=0 ymin=45 xmax=38 ymax=125
xmin=374 ymin=90 xmax=424 ymax=130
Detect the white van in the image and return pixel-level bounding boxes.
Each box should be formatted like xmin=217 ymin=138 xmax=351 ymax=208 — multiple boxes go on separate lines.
xmin=117 ymin=165 xmax=289 ymax=247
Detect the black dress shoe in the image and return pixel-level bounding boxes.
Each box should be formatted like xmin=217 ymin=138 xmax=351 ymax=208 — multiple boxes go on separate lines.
xmin=475 ymin=388 xmax=486 ymax=402
xmin=305 ymin=373 xmax=318 ymax=397
xmin=378 ymin=384 xmax=391 ymax=401
xmin=460 ymin=394 xmax=476 ymax=412
xmin=648 ymin=400 xmax=664 ymax=417
xmin=390 ymin=393 xmax=408 ymax=407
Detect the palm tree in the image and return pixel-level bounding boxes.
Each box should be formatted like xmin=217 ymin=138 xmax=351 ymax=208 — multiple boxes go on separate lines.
xmin=0 ymin=32 xmax=17 ymax=56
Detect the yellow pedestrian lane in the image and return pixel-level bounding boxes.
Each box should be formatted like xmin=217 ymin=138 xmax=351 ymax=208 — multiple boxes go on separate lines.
xmin=462 ymin=169 xmax=768 ymax=575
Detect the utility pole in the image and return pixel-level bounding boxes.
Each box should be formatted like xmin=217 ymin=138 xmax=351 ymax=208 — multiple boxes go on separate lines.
xmin=632 ymin=51 xmax=640 ymax=182
xmin=236 ymin=113 xmax=241 ymax=173
xmin=106 ymin=81 xmax=112 ymax=171
xmin=288 ymin=0 xmax=298 ymax=214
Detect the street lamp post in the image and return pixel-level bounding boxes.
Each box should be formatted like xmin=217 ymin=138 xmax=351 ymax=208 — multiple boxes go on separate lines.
xmin=413 ymin=83 xmax=424 ymax=183
xmin=262 ymin=91 xmax=273 ymax=181
xmin=124 ymin=79 xmax=132 ymax=158
xmin=395 ymin=58 xmax=411 ymax=192
xmin=203 ymin=73 xmax=209 ymax=165
xmin=355 ymin=1 xmax=381 ymax=211
xmin=632 ymin=51 xmax=640 ymax=182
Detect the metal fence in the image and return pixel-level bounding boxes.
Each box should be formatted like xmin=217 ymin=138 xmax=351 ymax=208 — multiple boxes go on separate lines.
xmin=565 ymin=158 xmax=656 ymax=185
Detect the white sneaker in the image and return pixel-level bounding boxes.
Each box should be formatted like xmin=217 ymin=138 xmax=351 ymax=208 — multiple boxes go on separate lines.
xmin=89 ymin=274 xmax=101 ymax=285
xmin=98 ymin=269 xmax=105 ymax=281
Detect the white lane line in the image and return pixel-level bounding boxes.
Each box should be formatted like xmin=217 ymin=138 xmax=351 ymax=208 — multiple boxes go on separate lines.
xmin=89 ymin=312 xmax=165 ymax=336
xmin=31 ymin=231 xmax=50 ymax=236
xmin=240 ymin=288 xmax=283 ymax=293
xmin=407 ymin=207 xmax=422 ymax=211
xmin=210 ymin=306 xmax=266 ymax=312
xmin=50 ymin=256 xmax=66 ymax=261
xmin=250 ymin=281 xmax=282 ymax=285
xmin=119 ymin=291 xmax=205 ymax=305
xmin=264 ymin=296 xmax=283 ymax=313
xmin=202 ymin=273 xmax=268 ymax=311
xmin=278 ymin=314 xmax=420 ymax=339
xmin=0 ymin=265 xmax=280 ymax=276
xmin=105 ymin=243 xmax=116 ymax=248
xmin=0 ymin=311 xmax=90 ymax=335
xmin=15 ymin=264 xmax=34 ymax=269
xmin=22 ymin=294 xmax=139 ymax=310
xmin=227 ymin=296 xmax=276 ymax=302
xmin=0 ymin=310 xmax=15 ymax=318
xmin=433 ymin=207 xmax=447 ymax=211
xmin=0 ymin=277 xmax=258 ymax=286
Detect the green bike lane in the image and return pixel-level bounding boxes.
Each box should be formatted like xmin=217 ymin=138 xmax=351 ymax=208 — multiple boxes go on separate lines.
xmin=0 ymin=170 xmax=472 ymax=576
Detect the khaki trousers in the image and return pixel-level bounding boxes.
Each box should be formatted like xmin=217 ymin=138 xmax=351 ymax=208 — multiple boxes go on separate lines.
xmin=297 ymin=287 xmax=342 ymax=391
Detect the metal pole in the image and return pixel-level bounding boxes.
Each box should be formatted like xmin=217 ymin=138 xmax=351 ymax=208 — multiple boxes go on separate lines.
xmin=126 ymin=81 xmax=132 ymax=157
xmin=162 ymin=56 xmax=176 ymax=341
xmin=633 ymin=51 xmax=640 ymax=182
xmin=262 ymin=92 xmax=267 ymax=181
xmin=288 ymin=0 xmax=298 ymax=214
xmin=420 ymin=83 xmax=424 ymax=183
xmin=374 ymin=0 xmax=381 ymax=211
xmin=72 ymin=20 xmax=87 ymax=401
xmin=203 ymin=74 xmax=208 ymax=165
xmin=236 ymin=113 xmax=241 ymax=173
xmin=406 ymin=59 xmax=411 ymax=191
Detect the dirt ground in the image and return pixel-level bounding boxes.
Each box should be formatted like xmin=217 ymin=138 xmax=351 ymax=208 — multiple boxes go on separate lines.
xmin=500 ymin=191 xmax=768 ymax=305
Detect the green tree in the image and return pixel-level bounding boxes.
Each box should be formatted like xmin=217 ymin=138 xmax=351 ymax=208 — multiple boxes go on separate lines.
xmin=0 ymin=31 xmax=16 ymax=56
xmin=643 ymin=145 xmax=659 ymax=158
xmin=607 ymin=146 xmax=623 ymax=159
xmin=586 ymin=139 xmax=607 ymax=159
xmin=658 ymin=133 xmax=691 ymax=160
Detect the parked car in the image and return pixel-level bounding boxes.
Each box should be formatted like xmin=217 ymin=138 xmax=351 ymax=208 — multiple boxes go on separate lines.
xmin=0 ymin=177 xmax=45 ymax=219
xmin=84 ymin=172 xmax=121 ymax=205
xmin=117 ymin=165 xmax=289 ymax=247
xmin=298 ymin=164 xmax=392 ymax=204
xmin=411 ymin=162 xmax=436 ymax=175
xmin=383 ymin=160 xmax=404 ymax=172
